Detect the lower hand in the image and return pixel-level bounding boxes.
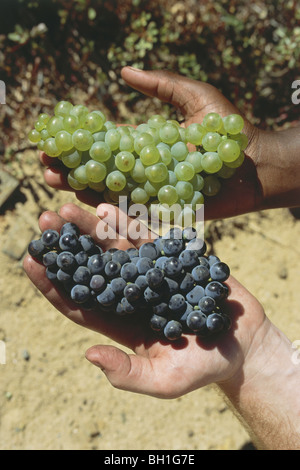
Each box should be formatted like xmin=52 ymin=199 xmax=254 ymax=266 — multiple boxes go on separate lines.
xmin=23 ymin=202 xmax=268 ymax=398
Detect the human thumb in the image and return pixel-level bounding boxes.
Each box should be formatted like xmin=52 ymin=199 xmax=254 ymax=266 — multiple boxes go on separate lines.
xmin=121 ymin=66 xmax=238 ymax=121
xmin=85 ymin=344 xmax=155 ymax=395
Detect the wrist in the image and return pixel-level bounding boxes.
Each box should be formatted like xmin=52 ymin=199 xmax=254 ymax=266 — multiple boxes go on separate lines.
xmin=218 ymin=319 xmax=300 ymax=449
xmin=250 ymin=125 xmax=300 ymax=211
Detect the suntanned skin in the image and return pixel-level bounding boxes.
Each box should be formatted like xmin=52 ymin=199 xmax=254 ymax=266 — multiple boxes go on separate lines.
xmin=24 ymin=68 xmax=300 ymax=449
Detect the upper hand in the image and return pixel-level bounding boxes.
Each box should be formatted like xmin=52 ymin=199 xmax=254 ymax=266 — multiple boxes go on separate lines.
xmin=40 ymin=67 xmax=267 ymax=219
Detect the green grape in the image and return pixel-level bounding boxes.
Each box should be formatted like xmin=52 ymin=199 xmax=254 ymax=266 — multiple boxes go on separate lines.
xmin=159 ymin=123 xmax=180 ymax=145
xmin=106 ymin=170 xmax=127 ymax=191
xmin=217 ymin=165 xmax=237 ymax=179
xmin=174 ymin=161 xmax=195 ymax=181
xmin=55 ymin=130 xmax=73 ymax=152
xmin=190 ymin=173 xmax=204 ymax=191
xmin=46 ymin=116 xmax=64 ymax=136
xmin=144 ymin=180 xmax=159 ymax=197
xmin=72 ymin=129 xmax=94 ymax=151
xmin=28 ymin=129 xmax=41 ymax=143
xmin=156 ymin=143 xmax=172 ymax=166
xmin=63 ymin=114 xmax=80 ymax=134
xmin=225 ymin=151 xmax=245 ymax=168
xmin=89 ymin=141 xmax=112 ymax=162
xmin=130 ymin=159 xmax=147 ymax=183
xmin=223 ymin=114 xmax=244 ymax=134
xmin=166 ymin=119 xmax=181 ymax=128
xmin=38 ymin=113 xmax=50 ymax=125
xmin=117 ymin=126 xmax=131 ymax=136
xmin=54 ymin=100 xmax=73 ymax=117
xmin=175 ymin=181 xmax=194 ymax=200
xmin=136 ymin=123 xmax=151 ymax=134
xmin=70 ymin=105 xmax=89 ymax=125
xmin=185 ymin=191 xmax=204 ymax=210
xmin=140 ymin=145 xmax=161 ymax=166
xmin=104 ymin=128 xmax=121 ymax=151
xmin=217 ymin=139 xmax=240 ymax=163
xmin=34 ymin=120 xmax=46 ymax=132
xmin=103 ymin=121 xmax=117 ymax=131
xmin=148 ymin=114 xmax=166 ymax=129
xmin=85 ymin=160 xmax=107 ymax=183
xmin=185 ymin=123 xmax=205 ymax=145
xmin=92 ymin=131 xmax=106 ymax=142
xmin=171 ymin=142 xmax=189 ymax=162
xmin=115 ymin=151 xmax=135 ymax=172
xmin=93 ymin=110 xmax=106 ymax=123
xmin=201 ymin=152 xmax=223 ymax=174
xmin=61 ymin=149 xmax=82 ymax=168
xmin=119 ymin=134 xmax=134 ymax=152
xmin=145 ymin=163 xmax=168 ymax=183
xmin=40 ymin=129 xmax=50 ymax=140
xmin=134 ymin=132 xmax=155 ymax=155
xmin=147 ymin=127 xmax=161 ymax=145
xmin=43 ymin=138 xmax=61 ymax=157
xmin=83 ymin=111 xmax=104 ymax=133
xmin=67 ymin=169 xmax=88 ymax=190
xmin=158 ymin=185 xmax=178 ymax=205
xmin=230 ymin=132 xmax=248 ymax=150
xmin=202 ymin=112 xmax=222 ymax=132
xmin=202 ymin=175 xmax=221 ymax=196
xmin=37 ymin=140 xmax=44 ymax=151
xmin=88 ymin=180 xmax=106 ymax=192
xmin=167 ymin=170 xmax=177 ymax=186
xmin=185 ymin=151 xmax=203 ymax=173
xmin=73 ymin=165 xmax=89 ymax=184
xmin=131 ymin=187 xmax=150 ymax=204
xmin=202 ymin=132 xmax=222 ymax=152
xmin=178 ymin=127 xmax=186 ymax=143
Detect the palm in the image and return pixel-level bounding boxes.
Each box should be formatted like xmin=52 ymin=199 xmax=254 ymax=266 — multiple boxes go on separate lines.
xmin=24 ymin=202 xmax=265 ymax=397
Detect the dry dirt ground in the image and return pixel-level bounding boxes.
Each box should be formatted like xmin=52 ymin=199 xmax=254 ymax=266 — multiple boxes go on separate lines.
xmin=0 ymin=150 xmax=299 ymax=450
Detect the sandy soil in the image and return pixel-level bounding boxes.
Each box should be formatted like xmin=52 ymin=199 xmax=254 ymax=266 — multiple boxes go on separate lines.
xmin=0 ymin=151 xmax=299 ymax=450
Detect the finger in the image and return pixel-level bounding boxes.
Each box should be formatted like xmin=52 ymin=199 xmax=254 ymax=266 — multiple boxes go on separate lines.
xmin=40 ymin=152 xmax=62 ymax=167
xmin=96 ymin=203 xmax=155 ymax=248
xmin=121 ymin=66 xmax=237 ymax=121
xmin=86 ymin=344 xmax=170 ymax=398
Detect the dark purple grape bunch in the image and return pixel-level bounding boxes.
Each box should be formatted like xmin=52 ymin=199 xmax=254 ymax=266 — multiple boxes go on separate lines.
xmin=28 ymin=223 xmax=232 ymax=341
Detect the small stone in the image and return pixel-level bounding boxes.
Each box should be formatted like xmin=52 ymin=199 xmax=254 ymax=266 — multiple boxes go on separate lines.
xmin=278 ymin=266 xmax=288 ymax=280
xmin=22 ymin=350 xmax=30 ymax=361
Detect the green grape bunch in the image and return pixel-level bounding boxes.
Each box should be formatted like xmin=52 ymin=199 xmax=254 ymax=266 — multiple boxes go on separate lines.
xmin=28 ymin=100 xmax=248 ymax=221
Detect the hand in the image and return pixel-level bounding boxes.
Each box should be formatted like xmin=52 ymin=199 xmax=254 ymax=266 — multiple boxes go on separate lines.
xmin=23 ymin=202 xmax=269 ymax=398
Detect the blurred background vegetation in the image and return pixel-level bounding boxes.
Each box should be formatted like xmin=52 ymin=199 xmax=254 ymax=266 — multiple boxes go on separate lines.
xmin=0 ymin=0 xmax=299 ymax=167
